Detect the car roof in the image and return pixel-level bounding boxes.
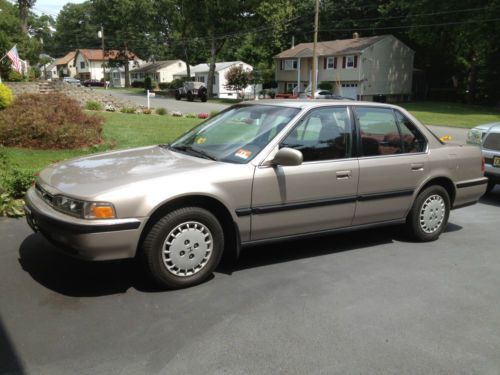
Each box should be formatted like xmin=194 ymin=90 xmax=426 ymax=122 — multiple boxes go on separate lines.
xmin=246 ymin=99 xmax=404 ymax=111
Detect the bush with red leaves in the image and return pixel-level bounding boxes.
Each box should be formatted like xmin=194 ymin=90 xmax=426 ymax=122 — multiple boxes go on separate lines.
xmin=0 ymin=93 xmax=104 ymax=149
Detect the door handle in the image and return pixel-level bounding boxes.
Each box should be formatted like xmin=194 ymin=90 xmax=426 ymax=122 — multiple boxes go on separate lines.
xmin=411 ymin=163 xmax=424 ymax=171
xmin=336 ymin=170 xmax=351 ymax=179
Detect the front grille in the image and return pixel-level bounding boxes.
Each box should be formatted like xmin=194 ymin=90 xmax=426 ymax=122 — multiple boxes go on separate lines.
xmin=483 ymin=133 xmax=500 ymax=151
xmin=35 ymin=183 xmax=54 ymax=206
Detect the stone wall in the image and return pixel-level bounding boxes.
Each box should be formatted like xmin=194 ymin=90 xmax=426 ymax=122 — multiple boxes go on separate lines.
xmin=4 ymin=81 xmax=136 ymax=110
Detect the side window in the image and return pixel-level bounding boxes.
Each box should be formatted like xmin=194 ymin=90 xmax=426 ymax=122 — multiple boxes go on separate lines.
xmin=355 ymin=107 xmax=402 ymax=156
xmin=281 ymin=107 xmax=352 ymax=162
xmin=394 ymin=111 xmax=427 ymax=153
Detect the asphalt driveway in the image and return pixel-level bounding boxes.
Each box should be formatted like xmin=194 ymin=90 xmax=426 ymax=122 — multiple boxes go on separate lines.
xmin=1 ymin=187 xmax=500 ymax=374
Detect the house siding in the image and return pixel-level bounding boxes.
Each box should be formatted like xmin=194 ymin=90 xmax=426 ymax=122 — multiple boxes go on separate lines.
xmin=361 ymin=35 xmax=414 ymax=97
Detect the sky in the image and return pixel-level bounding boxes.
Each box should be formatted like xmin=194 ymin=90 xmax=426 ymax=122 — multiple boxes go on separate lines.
xmin=33 ymin=0 xmax=87 ymax=17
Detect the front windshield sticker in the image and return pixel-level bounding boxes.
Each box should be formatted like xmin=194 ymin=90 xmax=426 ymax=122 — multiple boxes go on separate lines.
xmin=235 ymin=148 xmax=252 ymax=159
xmin=195 ymin=137 xmax=206 ymax=144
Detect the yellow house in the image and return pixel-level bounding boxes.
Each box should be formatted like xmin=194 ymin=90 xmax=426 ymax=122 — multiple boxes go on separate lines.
xmin=274 ymin=34 xmax=414 ymax=101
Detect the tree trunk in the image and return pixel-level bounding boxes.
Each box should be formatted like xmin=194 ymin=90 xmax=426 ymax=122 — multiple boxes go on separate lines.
xmin=207 ymin=36 xmax=217 ymax=97
xmin=467 ymin=53 xmax=477 ymax=105
xmin=19 ymin=1 xmax=29 ymax=34
xmin=124 ymin=44 xmax=130 ymax=88
xmin=183 ymin=37 xmax=190 ymax=79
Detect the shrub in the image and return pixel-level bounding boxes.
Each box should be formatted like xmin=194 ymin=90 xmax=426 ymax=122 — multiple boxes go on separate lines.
xmin=156 ymin=107 xmax=167 ymax=115
xmin=198 ymin=113 xmax=208 ymax=119
xmin=85 ymin=101 xmax=103 ymax=111
xmin=0 ymin=84 xmax=13 ymax=110
xmin=7 ymin=70 xmax=23 ymax=82
xmin=185 ymin=113 xmax=196 ymax=118
xmin=268 ymin=91 xmax=276 ymax=99
xmin=209 ymin=111 xmax=219 ymax=118
xmin=158 ymin=82 xmax=169 ymax=90
xmin=121 ymin=106 xmax=136 ymax=114
xmin=131 ymin=80 xmax=144 ymax=88
xmin=318 ymin=81 xmax=333 ymax=91
xmin=0 ymin=93 xmax=104 ymax=149
xmin=142 ymin=108 xmax=152 ymax=115
xmin=0 ymin=193 xmax=24 ymax=217
xmin=1 ymin=168 xmax=36 ymax=198
xmin=144 ymin=76 xmax=153 ymax=91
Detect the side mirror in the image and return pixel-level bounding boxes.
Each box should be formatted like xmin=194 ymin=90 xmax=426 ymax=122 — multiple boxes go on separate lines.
xmin=272 ymin=147 xmax=303 ymax=166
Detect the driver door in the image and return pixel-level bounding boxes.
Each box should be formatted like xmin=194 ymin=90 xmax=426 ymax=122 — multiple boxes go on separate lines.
xmin=250 ymin=106 xmax=359 ymax=241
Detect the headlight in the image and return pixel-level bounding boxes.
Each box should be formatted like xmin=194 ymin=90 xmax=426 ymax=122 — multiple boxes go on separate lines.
xmin=466 ymin=129 xmax=483 ymax=145
xmin=52 ymin=195 xmax=116 ymax=219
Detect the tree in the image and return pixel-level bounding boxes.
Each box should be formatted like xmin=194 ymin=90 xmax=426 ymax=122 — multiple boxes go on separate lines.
xmin=91 ymin=0 xmax=157 ymax=87
xmin=51 ymin=2 xmax=100 ymax=56
xmin=225 ymin=65 xmax=253 ymax=98
xmin=17 ymin=0 xmax=36 ymax=34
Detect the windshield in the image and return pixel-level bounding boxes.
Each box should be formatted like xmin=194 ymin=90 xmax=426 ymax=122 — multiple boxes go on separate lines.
xmin=169 ymin=105 xmax=301 ymax=163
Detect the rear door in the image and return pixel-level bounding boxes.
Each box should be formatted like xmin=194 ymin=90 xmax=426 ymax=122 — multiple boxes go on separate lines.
xmin=353 ymin=106 xmax=429 ymax=225
xmin=250 ymin=106 xmax=359 ymax=240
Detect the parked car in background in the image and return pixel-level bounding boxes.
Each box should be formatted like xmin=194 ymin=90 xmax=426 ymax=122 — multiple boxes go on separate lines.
xmin=175 ymin=81 xmax=208 ymax=102
xmin=83 ymin=79 xmax=105 ymax=87
xmin=62 ymin=77 xmax=81 ymax=86
xmin=467 ymin=122 xmax=500 ymax=193
xmin=304 ymin=90 xmax=351 ymax=100
xmin=25 ymin=101 xmax=487 ymax=289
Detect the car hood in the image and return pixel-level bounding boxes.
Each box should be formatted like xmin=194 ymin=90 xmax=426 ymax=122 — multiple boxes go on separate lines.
xmin=38 ymin=145 xmax=215 ymax=199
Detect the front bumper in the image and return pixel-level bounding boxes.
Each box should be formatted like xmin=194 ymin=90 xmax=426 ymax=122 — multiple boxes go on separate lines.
xmin=24 ymin=187 xmax=146 ymax=261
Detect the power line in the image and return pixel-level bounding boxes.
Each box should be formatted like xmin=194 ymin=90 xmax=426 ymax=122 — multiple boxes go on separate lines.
xmin=318 ymin=17 xmax=500 ymax=32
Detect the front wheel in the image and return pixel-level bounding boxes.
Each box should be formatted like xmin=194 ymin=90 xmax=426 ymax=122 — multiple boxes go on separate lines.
xmin=141 ymin=207 xmax=224 ymax=289
xmin=406 ymin=185 xmax=450 ymax=242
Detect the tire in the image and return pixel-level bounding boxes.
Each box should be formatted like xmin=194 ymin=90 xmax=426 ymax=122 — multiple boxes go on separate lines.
xmin=141 ymin=207 xmax=224 ymax=289
xmin=187 ymin=91 xmax=194 ymax=101
xmin=201 ymin=94 xmax=208 ymax=102
xmin=406 ymin=185 xmax=450 ymax=242
xmin=485 ymin=180 xmax=496 ymax=195
xmin=175 ymin=91 xmax=181 ymax=100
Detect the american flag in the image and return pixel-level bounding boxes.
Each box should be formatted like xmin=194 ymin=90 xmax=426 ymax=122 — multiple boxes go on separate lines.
xmin=6 ymin=46 xmax=22 ymax=74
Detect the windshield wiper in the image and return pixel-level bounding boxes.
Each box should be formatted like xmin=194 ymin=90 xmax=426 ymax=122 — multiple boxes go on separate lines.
xmin=169 ymin=145 xmax=217 ymax=161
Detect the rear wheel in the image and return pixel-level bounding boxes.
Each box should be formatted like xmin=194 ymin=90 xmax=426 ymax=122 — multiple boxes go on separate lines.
xmin=141 ymin=207 xmax=224 ymax=289
xmin=187 ymin=91 xmax=194 ymax=101
xmin=406 ymin=185 xmax=450 ymax=242
xmin=175 ymin=91 xmax=181 ymax=100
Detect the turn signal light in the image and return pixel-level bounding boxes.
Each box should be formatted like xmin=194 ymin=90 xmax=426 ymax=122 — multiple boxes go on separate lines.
xmin=87 ymin=203 xmax=116 ymax=219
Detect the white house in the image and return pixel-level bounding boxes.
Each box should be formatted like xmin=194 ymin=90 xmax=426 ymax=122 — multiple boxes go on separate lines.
xmin=189 ymin=61 xmax=254 ymax=98
xmin=74 ymin=49 xmax=142 ymax=86
xmin=130 ymin=60 xmax=190 ymax=83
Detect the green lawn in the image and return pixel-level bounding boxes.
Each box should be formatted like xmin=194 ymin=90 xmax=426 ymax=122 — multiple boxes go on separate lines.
xmin=400 ymin=101 xmax=500 ymax=128
xmin=3 ymin=112 xmax=201 ymax=170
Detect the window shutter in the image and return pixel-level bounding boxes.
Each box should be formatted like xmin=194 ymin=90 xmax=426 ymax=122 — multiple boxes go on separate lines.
xmin=342 ymin=57 xmax=346 ymax=68
xmin=334 ymin=57 xmax=337 ymax=69
xmin=280 ymin=60 xmax=283 ymax=70
xmin=323 ymin=57 xmax=327 ymax=69
xmin=354 ymin=56 xmax=358 ymax=68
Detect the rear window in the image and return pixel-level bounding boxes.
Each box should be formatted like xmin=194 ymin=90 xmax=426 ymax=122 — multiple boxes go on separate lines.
xmin=483 ymin=133 xmax=500 ymax=151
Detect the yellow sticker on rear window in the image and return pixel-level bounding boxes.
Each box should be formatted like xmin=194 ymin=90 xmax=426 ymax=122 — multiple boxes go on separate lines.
xmin=235 ymin=148 xmax=252 ymax=159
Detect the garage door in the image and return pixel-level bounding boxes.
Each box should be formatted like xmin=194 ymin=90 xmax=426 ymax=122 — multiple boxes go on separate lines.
xmin=340 ymin=83 xmax=358 ymax=100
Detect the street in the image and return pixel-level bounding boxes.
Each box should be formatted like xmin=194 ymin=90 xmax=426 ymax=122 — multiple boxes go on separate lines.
xmin=95 ymin=89 xmax=230 ymax=114
xmin=1 ymin=187 xmax=499 ymax=374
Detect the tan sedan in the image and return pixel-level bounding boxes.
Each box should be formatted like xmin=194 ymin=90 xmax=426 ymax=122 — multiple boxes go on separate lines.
xmin=25 ymin=101 xmax=488 ymax=288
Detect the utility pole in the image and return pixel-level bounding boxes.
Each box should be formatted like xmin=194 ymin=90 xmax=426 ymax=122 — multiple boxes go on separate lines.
xmin=99 ymin=25 xmax=106 ymax=88
xmin=311 ymin=0 xmax=319 ymax=97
